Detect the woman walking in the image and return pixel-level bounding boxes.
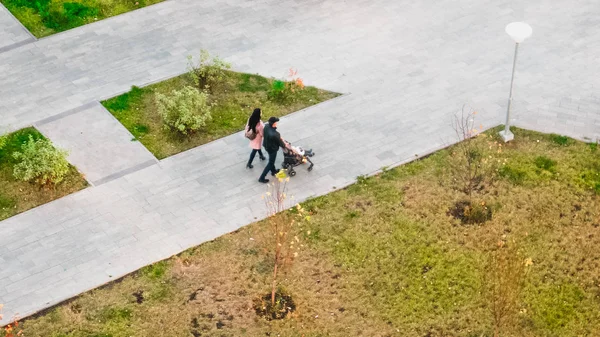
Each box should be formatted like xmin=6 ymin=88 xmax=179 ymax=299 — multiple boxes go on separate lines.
xmin=245 ymin=108 xmax=266 ymax=169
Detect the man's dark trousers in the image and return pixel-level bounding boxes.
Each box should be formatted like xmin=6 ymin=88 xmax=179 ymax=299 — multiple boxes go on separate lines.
xmin=259 ymin=150 xmax=278 ymax=181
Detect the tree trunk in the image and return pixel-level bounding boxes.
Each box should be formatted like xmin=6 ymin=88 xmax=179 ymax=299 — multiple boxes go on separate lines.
xmin=271 ymin=262 xmax=278 ymax=306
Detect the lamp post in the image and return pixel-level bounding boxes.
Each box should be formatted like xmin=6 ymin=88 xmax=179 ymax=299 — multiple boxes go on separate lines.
xmin=500 ymin=22 xmax=532 ymax=142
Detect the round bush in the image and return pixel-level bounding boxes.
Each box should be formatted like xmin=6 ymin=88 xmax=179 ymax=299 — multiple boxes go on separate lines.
xmin=155 ymin=86 xmax=212 ymax=135
xmin=12 ymin=135 xmax=70 ymax=185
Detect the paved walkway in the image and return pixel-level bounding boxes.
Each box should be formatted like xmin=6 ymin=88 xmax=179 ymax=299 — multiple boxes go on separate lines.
xmin=1 ymin=0 xmax=599 ymax=324
xmin=0 ymin=4 xmax=34 ymax=52
xmin=35 ymin=102 xmax=157 ymax=185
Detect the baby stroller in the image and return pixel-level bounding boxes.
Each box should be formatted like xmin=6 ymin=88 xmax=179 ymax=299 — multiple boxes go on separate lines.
xmin=281 ymin=142 xmax=314 ymax=177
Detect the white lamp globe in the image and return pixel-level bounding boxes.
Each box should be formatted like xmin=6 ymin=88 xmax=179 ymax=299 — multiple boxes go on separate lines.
xmin=506 ymin=22 xmax=532 ymax=43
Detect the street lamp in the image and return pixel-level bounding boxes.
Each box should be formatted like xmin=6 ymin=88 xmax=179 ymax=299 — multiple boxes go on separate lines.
xmin=500 ymin=22 xmax=532 ymax=142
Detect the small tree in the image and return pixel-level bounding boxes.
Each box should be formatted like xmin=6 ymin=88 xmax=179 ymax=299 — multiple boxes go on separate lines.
xmin=451 ymin=105 xmax=487 ymax=199
xmin=12 ymin=135 xmax=70 ymax=186
xmin=256 ymin=170 xmax=309 ymax=319
xmin=187 ymin=50 xmax=231 ymax=92
xmin=155 ymin=86 xmax=213 ymax=135
xmin=449 ymin=105 xmax=501 ymax=224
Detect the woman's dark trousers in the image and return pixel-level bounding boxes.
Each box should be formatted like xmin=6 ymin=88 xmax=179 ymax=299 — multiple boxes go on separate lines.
xmin=247 ymin=149 xmax=264 ymax=166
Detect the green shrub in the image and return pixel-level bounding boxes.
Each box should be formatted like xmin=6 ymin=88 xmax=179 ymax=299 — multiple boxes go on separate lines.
xmin=1 ymin=128 xmax=44 ymax=161
xmin=155 ymin=86 xmax=213 ymax=135
xmin=266 ymin=69 xmax=306 ymax=103
xmin=267 ymin=79 xmax=304 ymax=103
xmin=12 ymin=135 xmax=70 ymax=185
xmin=549 ymin=134 xmax=571 ymax=146
xmin=589 ymin=142 xmax=598 ymax=151
xmin=534 ymin=156 xmax=556 ymax=172
xmin=187 ymin=50 xmax=231 ymax=92
xmin=267 ymin=79 xmax=287 ymax=101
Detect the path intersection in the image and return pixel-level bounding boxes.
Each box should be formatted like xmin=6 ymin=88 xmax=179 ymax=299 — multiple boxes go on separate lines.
xmin=0 ymin=0 xmax=599 ymax=323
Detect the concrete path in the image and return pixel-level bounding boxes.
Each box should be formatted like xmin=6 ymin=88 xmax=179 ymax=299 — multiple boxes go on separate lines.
xmin=1 ymin=0 xmax=599 ymax=324
xmin=35 ymin=102 xmax=157 ymax=185
xmin=0 ymin=4 xmax=34 ymax=52
xmin=514 ymin=97 xmax=600 ymax=141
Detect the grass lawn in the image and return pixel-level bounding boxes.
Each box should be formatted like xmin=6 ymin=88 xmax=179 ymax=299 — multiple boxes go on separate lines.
xmin=102 ymin=71 xmax=340 ymax=159
xmin=16 ymin=128 xmax=600 ymax=336
xmin=1 ymin=0 xmax=164 ymax=38
xmin=0 ymin=128 xmax=87 ymax=221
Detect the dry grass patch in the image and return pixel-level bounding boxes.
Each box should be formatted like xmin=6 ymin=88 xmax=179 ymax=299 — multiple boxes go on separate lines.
xmin=22 ymin=231 xmax=393 ymax=337
xmin=18 ymin=127 xmax=600 ymax=336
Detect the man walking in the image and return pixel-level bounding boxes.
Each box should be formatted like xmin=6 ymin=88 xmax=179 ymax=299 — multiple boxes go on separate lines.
xmin=259 ymin=117 xmax=287 ymax=183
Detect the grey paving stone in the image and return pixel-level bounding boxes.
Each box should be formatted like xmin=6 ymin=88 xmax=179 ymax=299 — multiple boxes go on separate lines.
xmin=0 ymin=4 xmax=34 ymax=52
xmin=35 ymin=102 xmax=157 ymax=185
xmin=1 ymin=0 xmax=600 ymax=325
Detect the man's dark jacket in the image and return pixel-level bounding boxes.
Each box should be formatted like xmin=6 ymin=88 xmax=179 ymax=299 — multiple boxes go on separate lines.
xmin=263 ymin=123 xmax=286 ymax=153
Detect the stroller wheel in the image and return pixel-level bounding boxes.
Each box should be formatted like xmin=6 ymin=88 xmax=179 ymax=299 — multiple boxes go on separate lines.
xmin=308 ymin=165 xmax=313 ymax=172
xmin=289 ymin=170 xmax=297 ymax=177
